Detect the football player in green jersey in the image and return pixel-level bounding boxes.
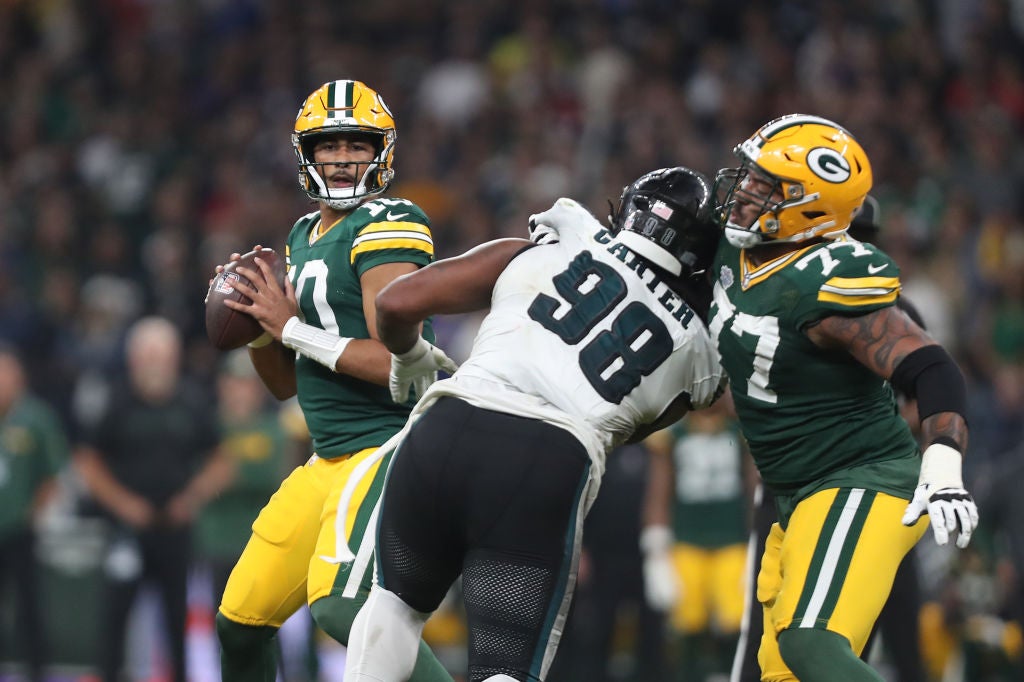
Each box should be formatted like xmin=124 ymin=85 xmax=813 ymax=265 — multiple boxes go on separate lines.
xmin=641 ymin=395 xmax=751 ymax=681
xmin=211 ymin=80 xmax=453 ymax=682
xmin=0 ymin=344 xmax=65 ymax=681
xmin=708 ymin=114 xmax=978 ymax=682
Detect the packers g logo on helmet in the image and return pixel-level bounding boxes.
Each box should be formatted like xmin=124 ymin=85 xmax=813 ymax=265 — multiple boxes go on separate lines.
xmin=292 ymin=80 xmax=397 ymax=210
xmin=714 ymin=114 xmax=872 ymax=248
xmin=806 ymin=147 xmax=852 ymax=183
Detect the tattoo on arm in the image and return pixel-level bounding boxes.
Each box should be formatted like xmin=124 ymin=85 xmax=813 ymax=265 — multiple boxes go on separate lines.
xmin=810 ymin=306 xmax=932 ymax=378
xmin=920 ymin=412 xmax=969 ymax=452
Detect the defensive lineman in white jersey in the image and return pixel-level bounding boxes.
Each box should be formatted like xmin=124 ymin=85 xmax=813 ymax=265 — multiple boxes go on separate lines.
xmin=346 ymin=167 xmax=725 ymax=682
xmin=450 ymin=199 xmax=724 ymax=487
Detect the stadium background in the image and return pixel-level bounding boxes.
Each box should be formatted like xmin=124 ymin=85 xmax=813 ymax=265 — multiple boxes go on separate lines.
xmin=1 ymin=0 xmax=1023 ymax=680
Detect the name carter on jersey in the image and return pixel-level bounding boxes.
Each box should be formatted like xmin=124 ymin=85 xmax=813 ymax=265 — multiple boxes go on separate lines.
xmin=593 ymin=228 xmax=696 ymax=328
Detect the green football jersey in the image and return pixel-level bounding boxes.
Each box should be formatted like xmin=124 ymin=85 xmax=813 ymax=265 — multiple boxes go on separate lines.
xmin=285 ymin=197 xmax=435 ymax=459
xmin=668 ymin=418 xmax=748 ymax=548
xmin=0 ymin=396 xmax=67 ymax=539
xmin=195 ymin=412 xmax=289 ymax=561
xmin=708 ymin=236 xmax=919 ymax=500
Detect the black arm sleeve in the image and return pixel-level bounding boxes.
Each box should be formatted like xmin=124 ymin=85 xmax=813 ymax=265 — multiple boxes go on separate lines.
xmin=889 ymin=344 xmax=967 ymax=421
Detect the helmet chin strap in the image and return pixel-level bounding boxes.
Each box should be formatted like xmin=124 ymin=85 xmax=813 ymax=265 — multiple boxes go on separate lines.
xmin=314 ymin=162 xmax=381 ymax=210
xmin=724 ymin=222 xmax=846 ymax=250
xmin=724 ymin=222 xmax=764 ymax=249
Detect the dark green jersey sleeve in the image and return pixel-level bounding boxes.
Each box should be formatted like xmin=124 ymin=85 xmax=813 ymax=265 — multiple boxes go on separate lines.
xmin=349 ymin=199 xmax=433 ymax=275
xmin=790 ymin=239 xmax=901 ymax=330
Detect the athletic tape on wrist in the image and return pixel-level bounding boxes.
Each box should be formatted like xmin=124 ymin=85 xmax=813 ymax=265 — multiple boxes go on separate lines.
xmin=281 ymin=316 xmax=351 ymax=371
xmin=919 ymin=442 xmax=964 ymax=489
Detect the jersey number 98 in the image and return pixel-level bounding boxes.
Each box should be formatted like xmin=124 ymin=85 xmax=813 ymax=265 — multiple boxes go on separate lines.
xmin=528 ymin=251 xmax=673 ymax=403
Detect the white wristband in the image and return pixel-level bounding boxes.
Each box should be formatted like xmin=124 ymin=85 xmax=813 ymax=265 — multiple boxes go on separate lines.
xmin=280 ymin=316 xmax=352 ymax=371
xmin=919 ymin=443 xmax=964 ymax=488
xmin=640 ymin=525 xmax=674 ymax=555
xmin=247 ymin=331 xmax=273 ymax=349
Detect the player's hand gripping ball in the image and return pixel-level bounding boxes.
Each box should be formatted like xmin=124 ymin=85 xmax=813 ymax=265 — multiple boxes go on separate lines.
xmin=205 ymin=248 xmax=286 ymax=350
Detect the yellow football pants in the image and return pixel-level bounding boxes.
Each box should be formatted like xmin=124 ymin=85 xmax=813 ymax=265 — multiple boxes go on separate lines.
xmin=218 ymin=447 xmax=388 ymax=628
xmin=669 ymin=542 xmax=747 ymax=634
xmin=757 ymin=487 xmax=927 ymax=681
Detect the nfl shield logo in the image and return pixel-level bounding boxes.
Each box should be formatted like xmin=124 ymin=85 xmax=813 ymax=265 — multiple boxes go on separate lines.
xmin=719 ymin=265 xmax=734 ymax=289
xmin=215 ymin=272 xmax=240 ymax=295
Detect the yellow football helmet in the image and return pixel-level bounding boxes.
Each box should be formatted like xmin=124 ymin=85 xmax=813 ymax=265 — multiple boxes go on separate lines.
xmin=714 ymin=114 xmax=872 ymax=248
xmin=292 ymin=80 xmax=397 ymax=210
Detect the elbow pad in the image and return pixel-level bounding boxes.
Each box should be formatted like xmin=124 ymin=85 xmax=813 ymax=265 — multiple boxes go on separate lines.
xmin=889 ymin=344 xmax=967 ymax=421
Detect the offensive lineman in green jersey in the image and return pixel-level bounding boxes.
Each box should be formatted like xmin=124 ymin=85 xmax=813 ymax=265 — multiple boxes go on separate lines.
xmin=708 ymin=114 xmax=978 ymax=682
xmin=212 ymin=80 xmax=454 ymax=682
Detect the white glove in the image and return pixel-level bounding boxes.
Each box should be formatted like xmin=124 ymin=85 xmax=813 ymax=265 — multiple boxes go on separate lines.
xmin=527 ymin=218 xmax=560 ymax=245
xmin=640 ymin=525 xmax=679 ymax=611
xmin=901 ymin=442 xmax=979 ymax=549
xmin=389 ymin=336 xmax=459 ymax=403
xmin=527 ymin=197 xmax=602 ymax=244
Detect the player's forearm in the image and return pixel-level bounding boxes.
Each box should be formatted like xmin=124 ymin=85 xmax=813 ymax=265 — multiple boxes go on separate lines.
xmin=375 ymin=238 xmax=533 ymax=354
xmin=376 ymin=311 xmax=421 ymax=355
xmin=375 ymin=272 xmax=434 ymax=355
xmin=249 ymin=341 xmax=297 ymax=399
xmin=334 ymin=338 xmax=392 ymax=385
xmin=30 ymin=478 xmax=59 ymax=521
xmin=642 ymin=446 xmax=675 ymax=528
xmin=889 ymin=343 xmax=968 ymax=453
xmin=919 ymin=412 xmax=968 ymax=453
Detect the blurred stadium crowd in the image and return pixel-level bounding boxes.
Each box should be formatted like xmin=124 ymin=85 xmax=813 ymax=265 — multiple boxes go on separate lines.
xmin=1 ymin=0 xmax=1024 ymax=680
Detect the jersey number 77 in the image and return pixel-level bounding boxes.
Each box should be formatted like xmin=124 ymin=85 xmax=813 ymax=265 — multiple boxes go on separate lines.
xmin=708 ymin=283 xmax=780 ymax=404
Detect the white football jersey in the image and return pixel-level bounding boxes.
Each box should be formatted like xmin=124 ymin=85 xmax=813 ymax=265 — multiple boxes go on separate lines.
xmin=429 ymin=202 xmax=724 ymax=475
